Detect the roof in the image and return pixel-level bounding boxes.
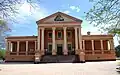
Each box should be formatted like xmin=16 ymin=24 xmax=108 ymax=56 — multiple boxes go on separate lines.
xmin=36 ymin=12 xmax=83 ymax=24
xmin=6 ymin=36 xmax=37 ymax=39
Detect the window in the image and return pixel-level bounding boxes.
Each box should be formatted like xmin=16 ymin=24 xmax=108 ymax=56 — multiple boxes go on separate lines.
xmin=48 ymin=44 xmax=52 ymax=52
xmin=48 ymin=32 xmax=52 ymax=38
xmin=67 ymin=44 xmax=72 ymax=51
xmin=54 ymin=14 xmax=64 ymax=21
xmin=57 ymin=31 xmax=62 ymax=39
xmin=67 ymin=31 xmax=71 ymax=38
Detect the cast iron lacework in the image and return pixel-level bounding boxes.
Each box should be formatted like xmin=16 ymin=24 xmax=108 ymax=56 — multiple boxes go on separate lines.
xmin=54 ymin=14 xmax=64 ymax=21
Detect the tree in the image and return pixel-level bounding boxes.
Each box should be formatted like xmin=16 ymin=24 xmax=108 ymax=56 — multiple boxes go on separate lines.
xmin=0 ymin=0 xmax=39 ymax=49
xmin=86 ymin=0 xmax=120 ymax=34
xmin=115 ymin=45 xmax=120 ymax=57
xmin=0 ymin=19 xmax=10 ymax=49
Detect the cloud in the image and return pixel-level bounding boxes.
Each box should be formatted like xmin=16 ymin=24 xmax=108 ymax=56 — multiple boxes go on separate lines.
xmin=70 ymin=6 xmax=80 ymax=12
xmin=14 ymin=2 xmax=48 ymax=25
xmin=81 ymin=20 xmax=101 ymax=35
xmin=70 ymin=6 xmax=76 ymax=10
xmin=11 ymin=2 xmax=48 ymax=36
xmin=63 ymin=10 xmax=70 ymax=14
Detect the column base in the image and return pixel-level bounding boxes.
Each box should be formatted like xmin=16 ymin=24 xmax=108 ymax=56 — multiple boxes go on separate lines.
xmin=63 ymin=50 xmax=68 ymax=55
xmin=75 ymin=49 xmax=79 ymax=55
xmin=17 ymin=52 xmax=19 ymax=55
xmin=79 ymin=52 xmax=85 ymax=62
xmin=41 ymin=50 xmax=45 ymax=55
xmin=52 ymin=49 xmax=56 ymax=55
xmin=80 ymin=61 xmax=85 ymax=63
xmin=34 ymin=52 xmax=41 ymax=63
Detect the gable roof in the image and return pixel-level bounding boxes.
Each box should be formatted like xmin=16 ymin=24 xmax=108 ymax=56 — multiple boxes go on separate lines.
xmin=36 ymin=12 xmax=83 ymax=24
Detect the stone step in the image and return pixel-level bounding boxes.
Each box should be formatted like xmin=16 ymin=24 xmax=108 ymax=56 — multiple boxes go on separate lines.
xmin=40 ymin=55 xmax=80 ymax=63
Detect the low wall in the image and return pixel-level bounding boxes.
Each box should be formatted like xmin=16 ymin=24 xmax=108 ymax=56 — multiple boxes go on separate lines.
xmin=85 ymin=54 xmax=116 ymax=61
xmin=5 ymin=55 xmax=35 ymax=62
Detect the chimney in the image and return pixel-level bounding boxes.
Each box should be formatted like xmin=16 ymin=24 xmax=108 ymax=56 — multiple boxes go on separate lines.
xmin=87 ymin=31 xmax=90 ymax=35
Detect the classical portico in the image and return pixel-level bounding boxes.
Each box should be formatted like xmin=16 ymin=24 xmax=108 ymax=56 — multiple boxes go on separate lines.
xmin=37 ymin=26 xmax=82 ymax=56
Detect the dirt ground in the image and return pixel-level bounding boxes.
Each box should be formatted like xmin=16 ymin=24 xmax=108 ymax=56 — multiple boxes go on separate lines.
xmin=0 ymin=60 xmax=120 ymax=75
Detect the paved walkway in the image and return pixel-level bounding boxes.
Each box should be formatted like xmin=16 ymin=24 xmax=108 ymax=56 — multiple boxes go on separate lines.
xmin=0 ymin=61 xmax=120 ymax=75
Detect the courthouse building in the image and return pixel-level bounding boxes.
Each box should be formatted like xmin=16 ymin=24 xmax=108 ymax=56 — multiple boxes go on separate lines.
xmin=5 ymin=12 xmax=116 ymax=63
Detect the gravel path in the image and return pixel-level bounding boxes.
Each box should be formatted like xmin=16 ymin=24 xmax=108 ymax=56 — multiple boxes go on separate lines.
xmin=0 ymin=61 xmax=120 ymax=75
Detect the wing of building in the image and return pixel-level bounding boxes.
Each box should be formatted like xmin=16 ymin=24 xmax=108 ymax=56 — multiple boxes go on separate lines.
xmin=5 ymin=12 xmax=116 ymax=63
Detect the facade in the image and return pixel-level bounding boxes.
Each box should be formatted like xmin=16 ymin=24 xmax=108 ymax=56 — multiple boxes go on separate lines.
xmin=5 ymin=12 xmax=116 ymax=63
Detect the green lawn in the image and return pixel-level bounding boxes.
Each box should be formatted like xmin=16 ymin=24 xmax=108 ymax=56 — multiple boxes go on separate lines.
xmin=0 ymin=49 xmax=6 ymax=59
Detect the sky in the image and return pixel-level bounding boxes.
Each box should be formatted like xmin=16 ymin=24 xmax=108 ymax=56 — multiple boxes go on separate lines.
xmin=10 ymin=0 xmax=119 ymax=46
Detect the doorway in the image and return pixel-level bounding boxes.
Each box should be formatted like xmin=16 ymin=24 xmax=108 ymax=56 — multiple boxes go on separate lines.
xmin=57 ymin=44 xmax=63 ymax=55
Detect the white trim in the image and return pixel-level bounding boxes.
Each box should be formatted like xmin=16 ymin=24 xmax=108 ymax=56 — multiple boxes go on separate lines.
xmin=38 ymin=23 xmax=81 ymax=27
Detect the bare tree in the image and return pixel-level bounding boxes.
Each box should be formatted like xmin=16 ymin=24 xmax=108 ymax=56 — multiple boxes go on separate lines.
xmin=0 ymin=0 xmax=40 ymax=49
xmin=86 ymin=0 xmax=120 ymax=35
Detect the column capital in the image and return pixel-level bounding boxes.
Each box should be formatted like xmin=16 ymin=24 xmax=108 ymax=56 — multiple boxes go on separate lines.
xmin=17 ymin=41 xmax=20 ymax=43
xmin=40 ymin=27 xmax=45 ymax=30
xmin=38 ymin=27 xmax=40 ymax=30
xmin=26 ymin=41 xmax=28 ymax=42
xmin=52 ymin=27 xmax=56 ymax=30
xmin=63 ymin=27 xmax=67 ymax=30
xmin=74 ymin=27 xmax=79 ymax=29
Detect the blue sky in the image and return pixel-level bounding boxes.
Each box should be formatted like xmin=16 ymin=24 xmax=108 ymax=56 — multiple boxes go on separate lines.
xmin=10 ymin=0 xmax=119 ymax=46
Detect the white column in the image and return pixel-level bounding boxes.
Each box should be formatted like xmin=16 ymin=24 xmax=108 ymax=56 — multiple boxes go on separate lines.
xmin=37 ymin=27 xmax=40 ymax=51
xmin=74 ymin=27 xmax=78 ymax=54
xmin=100 ymin=40 xmax=104 ymax=54
xmin=83 ymin=40 xmax=85 ymax=50
xmin=8 ymin=41 xmax=11 ymax=51
xmin=107 ymin=40 xmax=110 ymax=50
xmin=41 ymin=28 xmax=45 ymax=55
xmin=63 ymin=27 xmax=68 ymax=55
xmin=52 ymin=27 xmax=56 ymax=55
xmin=110 ymin=40 xmax=114 ymax=50
xmin=17 ymin=41 xmax=19 ymax=55
xmin=26 ymin=41 xmax=28 ymax=55
xmin=109 ymin=40 xmax=115 ymax=54
xmin=91 ymin=40 xmax=94 ymax=55
xmin=10 ymin=42 xmax=13 ymax=52
xmin=79 ymin=27 xmax=82 ymax=50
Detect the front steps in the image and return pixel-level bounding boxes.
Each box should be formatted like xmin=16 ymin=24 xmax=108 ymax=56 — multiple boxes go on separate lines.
xmin=40 ymin=55 xmax=80 ymax=63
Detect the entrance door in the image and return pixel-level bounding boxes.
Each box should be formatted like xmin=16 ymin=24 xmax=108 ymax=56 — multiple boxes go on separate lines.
xmin=57 ymin=44 xmax=63 ymax=55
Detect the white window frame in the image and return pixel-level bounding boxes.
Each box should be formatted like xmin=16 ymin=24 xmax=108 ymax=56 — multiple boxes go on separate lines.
xmin=57 ymin=31 xmax=62 ymax=39
xmin=67 ymin=31 xmax=72 ymax=38
xmin=48 ymin=32 xmax=52 ymax=39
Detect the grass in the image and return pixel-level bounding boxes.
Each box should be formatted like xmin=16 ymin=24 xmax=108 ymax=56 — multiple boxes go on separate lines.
xmin=0 ymin=49 xmax=6 ymax=59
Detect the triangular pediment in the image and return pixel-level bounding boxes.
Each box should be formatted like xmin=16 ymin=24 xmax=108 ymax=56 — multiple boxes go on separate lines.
xmin=36 ymin=12 xmax=82 ymax=24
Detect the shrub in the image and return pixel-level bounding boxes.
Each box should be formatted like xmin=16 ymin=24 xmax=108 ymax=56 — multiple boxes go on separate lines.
xmin=0 ymin=50 xmax=6 ymax=59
